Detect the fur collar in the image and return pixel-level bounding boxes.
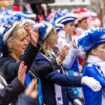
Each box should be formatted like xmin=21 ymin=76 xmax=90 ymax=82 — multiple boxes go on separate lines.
xmin=87 ymin=55 xmax=105 ymax=76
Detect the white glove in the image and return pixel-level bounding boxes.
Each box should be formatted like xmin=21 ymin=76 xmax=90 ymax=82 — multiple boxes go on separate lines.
xmin=73 ymin=99 xmax=82 ymax=105
xmin=81 ymin=76 xmax=101 ymax=92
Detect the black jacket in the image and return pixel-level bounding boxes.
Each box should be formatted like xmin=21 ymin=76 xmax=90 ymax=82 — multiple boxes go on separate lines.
xmin=0 ymin=43 xmax=39 ymax=84
xmin=0 ymin=77 xmax=24 ymax=105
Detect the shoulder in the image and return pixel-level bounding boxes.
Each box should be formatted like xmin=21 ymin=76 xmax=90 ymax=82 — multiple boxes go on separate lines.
xmin=83 ymin=63 xmax=99 ymax=74
xmin=35 ymin=52 xmax=50 ymax=62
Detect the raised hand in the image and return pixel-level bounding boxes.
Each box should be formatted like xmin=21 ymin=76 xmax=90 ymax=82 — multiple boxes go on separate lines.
xmin=25 ymin=79 xmax=38 ymax=99
xmin=18 ymin=61 xmax=27 ymax=85
xmin=24 ymin=23 xmax=39 ymax=47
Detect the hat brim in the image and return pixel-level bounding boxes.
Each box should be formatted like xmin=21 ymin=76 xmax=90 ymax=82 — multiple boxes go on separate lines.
xmin=42 ymin=21 xmax=53 ymax=39
xmin=55 ymin=14 xmax=78 ymax=24
xmin=3 ymin=22 xmax=17 ymax=44
xmin=75 ymin=12 xmax=91 ymax=24
xmin=19 ymin=19 xmax=35 ymax=26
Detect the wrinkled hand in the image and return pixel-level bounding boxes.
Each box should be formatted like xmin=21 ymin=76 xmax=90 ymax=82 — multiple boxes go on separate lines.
xmin=18 ymin=61 xmax=27 ymax=85
xmin=73 ymin=99 xmax=82 ymax=105
xmin=56 ymin=45 xmax=69 ymax=65
xmin=25 ymin=79 xmax=38 ymax=99
xmin=81 ymin=76 xmax=101 ymax=92
xmin=24 ymin=23 xmax=39 ymax=47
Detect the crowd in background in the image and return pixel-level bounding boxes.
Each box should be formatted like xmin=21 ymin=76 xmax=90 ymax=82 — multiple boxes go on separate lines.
xmin=0 ymin=0 xmax=105 ymax=105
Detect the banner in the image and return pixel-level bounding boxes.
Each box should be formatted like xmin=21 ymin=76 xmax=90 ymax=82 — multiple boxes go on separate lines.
xmin=50 ymin=0 xmax=90 ymax=5
xmin=24 ymin=0 xmax=55 ymax=4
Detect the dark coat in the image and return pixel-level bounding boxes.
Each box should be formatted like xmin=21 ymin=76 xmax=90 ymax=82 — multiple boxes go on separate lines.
xmin=34 ymin=52 xmax=82 ymax=105
xmin=0 ymin=43 xmax=39 ymax=84
xmin=0 ymin=77 xmax=24 ymax=105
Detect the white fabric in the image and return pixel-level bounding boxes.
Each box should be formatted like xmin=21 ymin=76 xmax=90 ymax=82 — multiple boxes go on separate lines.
xmin=63 ymin=46 xmax=78 ymax=69
xmin=0 ymin=76 xmax=7 ymax=89
xmin=87 ymin=55 xmax=105 ymax=76
xmin=81 ymin=76 xmax=101 ymax=92
xmin=75 ymin=27 xmax=84 ymax=36
xmin=57 ymin=32 xmax=78 ymax=69
xmin=73 ymin=99 xmax=82 ymax=105
xmin=55 ymin=70 xmax=63 ymax=105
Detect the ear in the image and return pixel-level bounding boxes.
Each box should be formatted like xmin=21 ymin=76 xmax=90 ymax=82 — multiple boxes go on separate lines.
xmin=62 ymin=26 xmax=66 ymax=31
xmin=6 ymin=40 xmax=13 ymax=52
xmin=91 ymin=48 xmax=97 ymax=55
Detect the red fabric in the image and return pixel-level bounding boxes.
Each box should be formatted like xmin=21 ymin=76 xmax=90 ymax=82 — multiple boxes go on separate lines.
xmin=13 ymin=4 xmax=20 ymax=11
xmin=78 ymin=56 xmax=84 ymax=67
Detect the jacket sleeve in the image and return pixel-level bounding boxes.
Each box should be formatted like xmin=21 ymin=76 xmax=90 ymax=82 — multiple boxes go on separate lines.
xmin=85 ymin=67 xmax=105 ymax=88
xmin=16 ymin=94 xmax=38 ymax=105
xmin=63 ymin=47 xmax=78 ymax=69
xmin=46 ymin=71 xmax=82 ymax=87
xmin=0 ymin=78 xmax=24 ymax=105
xmin=20 ymin=43 xmax=40 ymax=70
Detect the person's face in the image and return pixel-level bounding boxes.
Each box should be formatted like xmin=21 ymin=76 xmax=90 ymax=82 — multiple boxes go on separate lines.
xmin=64 ymin=22 xmax=75 ymax=36
xmin=91 ymin=43 xmax=105 ymax=61
xmin=11 ymin=33 xmax=29 ymax=58
xmin=78 ymin=18 xmax=88 ymax=30
xmin=3 ymin=0 xmax=11 ymax=8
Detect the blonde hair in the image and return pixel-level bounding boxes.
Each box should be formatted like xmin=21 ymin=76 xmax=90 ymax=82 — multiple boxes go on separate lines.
xmin=0 ymin=1 xmax=5 ymax=8
xmin=0 ymin=0 xmax=10 ymax=9
xmin=40 ymin=28 xmax=56 ymax=53
xmin=6 ymin=26 xmax=28 ymax=52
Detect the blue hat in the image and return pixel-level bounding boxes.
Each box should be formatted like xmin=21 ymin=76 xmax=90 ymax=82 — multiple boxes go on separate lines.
xmin=78 ymin=27 xmax=105 ymax=52
xmin=54 ymin=23 xmax=64 ymax=32
xmin=0 ymin=22 xmax=18 ymax=52
xmin=33 ymin=21 xmax=53 ymax=42
xmin=55 ymin=14 xmax=78 ymax=25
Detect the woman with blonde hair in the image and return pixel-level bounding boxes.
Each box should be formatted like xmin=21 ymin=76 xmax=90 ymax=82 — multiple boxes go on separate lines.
xmin=0 ymin=21 xmax=39 ymax=83
xmin=33 ymin=22 xmax=101 ymax=105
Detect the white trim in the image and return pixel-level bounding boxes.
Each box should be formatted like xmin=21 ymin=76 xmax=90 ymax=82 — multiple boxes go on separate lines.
xmin=3 ymin=22 xmax=17 ymax=44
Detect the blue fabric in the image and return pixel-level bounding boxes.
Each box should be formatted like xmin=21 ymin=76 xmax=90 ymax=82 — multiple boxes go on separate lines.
xmin=70 ymin=57 xmax=79 ymax=72
xmin=78 ymin=28 xmax=105 ymax=52
xmin=38 ymin=79 xmax=43 ymax=105
xmin=83 ymin=64 xmax=105 ymax=105
xmin=58 ymin=17 xmax=77 ymax=25
xmin=25 ymin=73 xmax=43 ymax=105
xmin=25 ymin=73 xmax=32 ymax=87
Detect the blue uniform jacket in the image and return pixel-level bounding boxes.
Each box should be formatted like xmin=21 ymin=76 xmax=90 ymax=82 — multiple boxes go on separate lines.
xmin=83 ymin=64 xmax=105 ymax=105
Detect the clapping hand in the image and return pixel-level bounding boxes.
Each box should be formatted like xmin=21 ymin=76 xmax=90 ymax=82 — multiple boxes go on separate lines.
xmin=56 ymin=45 xmax=69 ymax=65
xmin=18 ymin=61 xmax=27 ymax=85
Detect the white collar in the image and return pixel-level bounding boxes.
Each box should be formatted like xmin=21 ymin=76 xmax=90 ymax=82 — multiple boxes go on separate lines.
xmin=87 ymin=55 xmax=105 ymax=64
xmin=87 ymin=55 xmax=105 ymax=76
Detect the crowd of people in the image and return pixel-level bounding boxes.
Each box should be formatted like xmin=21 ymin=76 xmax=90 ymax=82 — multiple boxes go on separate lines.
xmin=0 ymin=0 xmax=105 ymax=105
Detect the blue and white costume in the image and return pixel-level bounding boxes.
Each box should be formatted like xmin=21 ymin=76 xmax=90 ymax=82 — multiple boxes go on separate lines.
xmin=83 ymin=55 xmax=105 ymax=105
xmin=78 ymin=27 xmax=105 ymax=105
